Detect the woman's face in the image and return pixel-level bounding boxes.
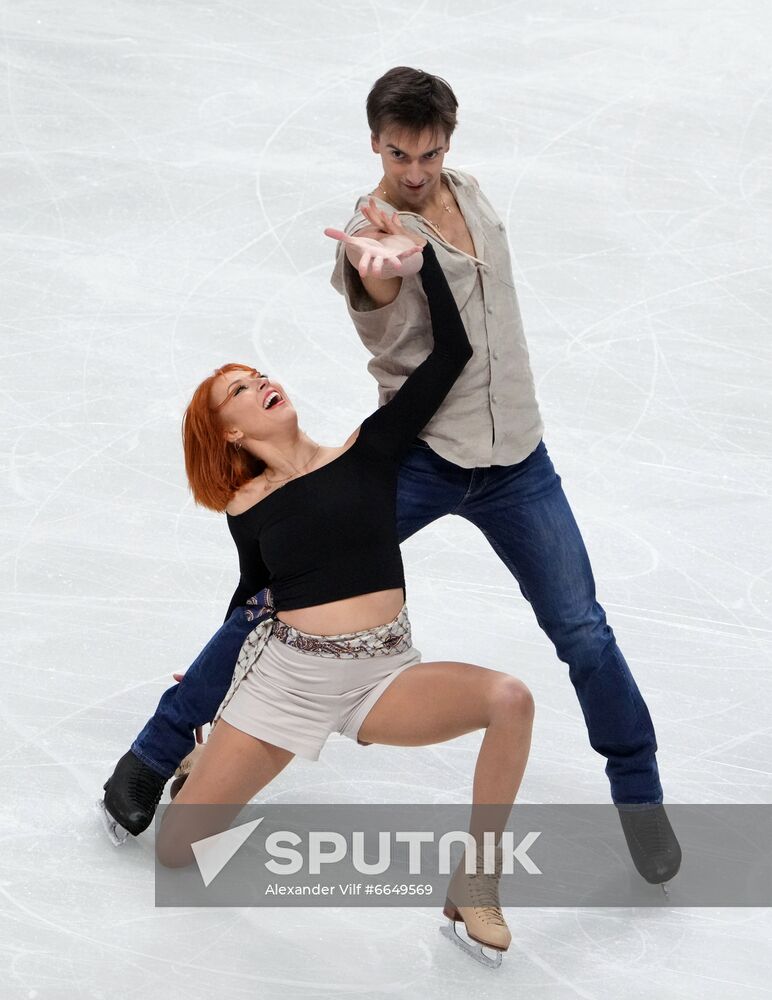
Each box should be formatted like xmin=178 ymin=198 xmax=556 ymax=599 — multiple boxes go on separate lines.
xmin=209 ymin=367 xmax=295 ymax=444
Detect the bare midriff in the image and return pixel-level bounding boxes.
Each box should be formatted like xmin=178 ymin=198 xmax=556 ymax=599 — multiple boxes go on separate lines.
xmin=275 ymin=587 xmax=405 ymax=637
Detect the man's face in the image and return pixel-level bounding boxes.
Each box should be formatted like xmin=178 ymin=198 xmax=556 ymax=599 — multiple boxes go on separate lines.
xmin=371 ymin=125 xmax=450 ymax=209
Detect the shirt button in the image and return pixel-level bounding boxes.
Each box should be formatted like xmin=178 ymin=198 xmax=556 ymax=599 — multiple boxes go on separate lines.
xmin=492 ymin=350 xmax=499 ymax=360
xmin=492 ymin=394 xmax=498 ymax=404
xmin=498 ymin=223 xmax=505 ymax=231
xmin=486 ymin=304 xmax=493 ymax=314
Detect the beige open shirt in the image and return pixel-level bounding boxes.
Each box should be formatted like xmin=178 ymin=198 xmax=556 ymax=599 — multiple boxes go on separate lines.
xmin=330 ymin=168 xmax=543 ymax=469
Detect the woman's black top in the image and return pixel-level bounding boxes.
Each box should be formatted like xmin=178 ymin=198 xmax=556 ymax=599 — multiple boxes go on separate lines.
xmin=225 ymin=243 xmax=472 ymax=619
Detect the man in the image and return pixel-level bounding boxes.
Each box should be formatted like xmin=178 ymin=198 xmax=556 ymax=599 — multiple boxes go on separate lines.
xmin=102 ymin=67 xmax=680 ymax=886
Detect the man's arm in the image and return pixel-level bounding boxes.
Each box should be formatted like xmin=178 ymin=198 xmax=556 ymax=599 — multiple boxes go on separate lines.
xmin=337 ymin=199 xmax=428 ymax=308
xmin=344 ymin=227 xmax=408 ymax=307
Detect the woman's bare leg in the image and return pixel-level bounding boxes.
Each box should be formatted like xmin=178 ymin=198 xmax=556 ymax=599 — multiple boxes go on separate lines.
xmin=155 ymin=719 xmax=294 ymax=867
xmin=358 ymin=660 xmax=532 ymax=955
xmin=357 ymin=661 xmax=534 ymax=842
xmin=157 ymin=662 xmax=531 ymax=867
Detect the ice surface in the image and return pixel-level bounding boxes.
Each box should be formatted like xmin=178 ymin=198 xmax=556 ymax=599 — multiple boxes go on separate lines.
xmin=1 ymin=1 xmax=771 ymax=997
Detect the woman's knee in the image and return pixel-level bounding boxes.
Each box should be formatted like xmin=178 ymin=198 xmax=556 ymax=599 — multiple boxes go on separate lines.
xmin=156 ymin=835 xmax=194 ymax=869
xmin=489 ymin=674 xmax=534 ymax=725
xmin=155 ymin=807 xmax=196 ymax=868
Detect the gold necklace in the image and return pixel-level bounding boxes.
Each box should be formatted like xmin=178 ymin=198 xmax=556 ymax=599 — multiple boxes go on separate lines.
xmin=262 ymin=443 xmax=322 ymax=493
xmin=378 ymin=181 xmax=453 ymax=237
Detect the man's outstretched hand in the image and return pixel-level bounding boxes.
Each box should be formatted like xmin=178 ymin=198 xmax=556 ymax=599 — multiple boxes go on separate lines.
xmin=359 ymin=198 xmax=427 ymax=246
xmin=325 ymin=198 xmax=426 ymax=280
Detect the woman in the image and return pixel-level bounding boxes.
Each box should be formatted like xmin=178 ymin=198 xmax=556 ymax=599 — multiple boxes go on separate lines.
xmin=152 ymin=228 xmax=534 ymax=964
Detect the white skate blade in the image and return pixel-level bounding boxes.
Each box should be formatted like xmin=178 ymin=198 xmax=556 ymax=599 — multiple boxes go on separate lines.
xmin=440 ymin=919 xmax=503 ymax=970
xmin=96 ymin=799 xmax=130 ymax=847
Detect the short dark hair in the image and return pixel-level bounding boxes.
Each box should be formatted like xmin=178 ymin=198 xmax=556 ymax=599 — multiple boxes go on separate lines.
xmin=366 ymin=67 xmax=459 ymax=140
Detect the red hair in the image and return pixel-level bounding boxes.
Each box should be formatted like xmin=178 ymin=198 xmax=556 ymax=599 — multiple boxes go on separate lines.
xmin=182 ymin=363 xmax=264 ymax=512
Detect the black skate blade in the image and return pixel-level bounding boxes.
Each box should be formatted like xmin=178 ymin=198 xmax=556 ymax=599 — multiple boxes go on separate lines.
xmin=96 ymin=799 xmax=131 ymax=847
xmin=440 ymin=919 xmax=503 ymax=970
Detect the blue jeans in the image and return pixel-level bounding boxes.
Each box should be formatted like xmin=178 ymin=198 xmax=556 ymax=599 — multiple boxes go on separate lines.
xmin=132 ymin=439 xmax=662 ymax=805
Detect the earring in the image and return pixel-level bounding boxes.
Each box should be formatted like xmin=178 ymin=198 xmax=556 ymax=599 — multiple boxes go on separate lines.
xmin=234 ymin=441 xmax=242 ymax=452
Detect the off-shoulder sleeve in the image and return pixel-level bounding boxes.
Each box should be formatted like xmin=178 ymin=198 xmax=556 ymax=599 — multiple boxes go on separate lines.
xmin=356 ymin=242 xmax=473 ymax=461
xmin=223 ymin=519 xmax=271 ymax=621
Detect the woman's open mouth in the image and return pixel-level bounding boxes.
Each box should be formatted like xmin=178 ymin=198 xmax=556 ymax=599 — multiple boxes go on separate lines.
xmin=262 ymin=389 xmax=285 ymax=410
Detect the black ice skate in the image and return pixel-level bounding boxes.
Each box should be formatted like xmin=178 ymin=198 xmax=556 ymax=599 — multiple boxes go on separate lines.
xmin=617 ymin=804 xmax=682 ymax=895
xmin=97 ymin=750 xmax=167 ymax=846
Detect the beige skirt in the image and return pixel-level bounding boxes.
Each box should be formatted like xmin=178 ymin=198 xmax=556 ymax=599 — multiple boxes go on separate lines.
xmin=217 ymin=604 xmax=421 ymax=761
